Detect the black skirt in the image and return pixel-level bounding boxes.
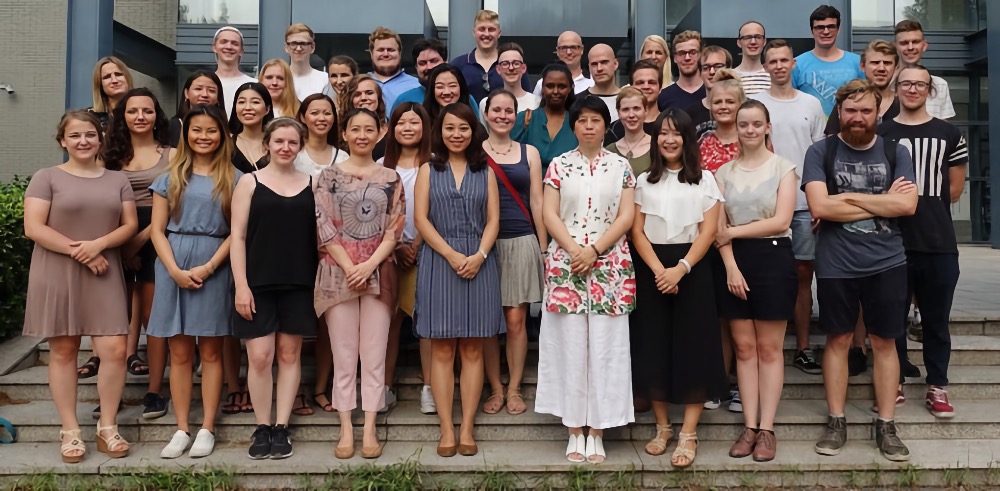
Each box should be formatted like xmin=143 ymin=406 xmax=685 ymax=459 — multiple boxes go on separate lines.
xmin=717 ymin=237 xmax=797 ymax=321
xmin=130 ymin=206 xmax=156 ymax=284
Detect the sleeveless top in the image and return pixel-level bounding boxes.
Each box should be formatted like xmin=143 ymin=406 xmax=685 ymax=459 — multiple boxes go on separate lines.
xmin=123 ymin=149 xmax=170 ymax=208
xmin=245 ymin=174 xmax=318 ymax=290
xmin=496 ymin=143 xmax=534 ymax=239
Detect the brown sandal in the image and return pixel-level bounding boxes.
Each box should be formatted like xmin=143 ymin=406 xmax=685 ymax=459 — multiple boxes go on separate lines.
xmin=505 ymin=389 xmax=527 ymax=415
xmin=60 ymin=429 xmax=85 ymax=463
xmin=221 ymin=391 xmax=242 ymax=415
xmin=96 ymin=424 xmax=129 ymax=458
xmin=671 ymin=432 xmax=698 ymax=468
xmin=644 ymin=423 xmax=675 ymax=456
xmin=292 ymin=393 xmax=314 ymax=416
xmin=482 ymin=389 xmax=505 ymax=414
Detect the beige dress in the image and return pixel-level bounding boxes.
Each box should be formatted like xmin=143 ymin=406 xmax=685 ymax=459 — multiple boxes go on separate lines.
xmin=22 ymin=167 xmax=134 ymax=337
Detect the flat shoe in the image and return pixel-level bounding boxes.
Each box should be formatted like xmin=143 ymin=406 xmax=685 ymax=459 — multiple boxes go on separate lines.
xmin=565 ymin=433 xmax=586 ymax=463
xmin=585 ymin=435 xmax=606 ymax=464
xmin=189 ymin=428 xmax=215 ymax=458
xmin=437 ymin=444 xmax=457 ymax=457
xmin=160 ymin=430 xmax=191 ymax=459
xmin=361 ymin=443 xmax=384 ymax=459
xmin=458 ymin=443 xmax=478 ymax=456
xmin=334 ymin=444 xmax=355 ymax=459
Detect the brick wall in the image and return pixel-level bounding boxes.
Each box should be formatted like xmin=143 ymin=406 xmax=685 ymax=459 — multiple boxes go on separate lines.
xmin=115 ymin=0 xmax=179 ymax=125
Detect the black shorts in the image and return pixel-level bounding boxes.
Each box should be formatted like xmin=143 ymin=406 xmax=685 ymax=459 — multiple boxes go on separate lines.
xmin=129 ymin=206 xmax=156 ymax=284
xmin=232 ymin=287 xmax=317 ymax=339
xmin=816 ymin=264 xmax=907 ymax=339
xmin=718 ymin=238 xmax=797 ymax=321
xmin=706 ymin=247 xmax=729 ymax=315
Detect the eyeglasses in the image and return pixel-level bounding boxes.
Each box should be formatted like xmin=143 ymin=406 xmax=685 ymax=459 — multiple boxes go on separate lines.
xmin=897 ymin=80 xmax=931 ymax=91
xmin=676 ymin=50 xmax=699 ymax=59
xmin=286 ymin=41 xmax=314 ymax=50
xmin=811 ymin=23 xmax=838 ymax=32
xmin=701 ymin=63 xmax=728 ymax=72
xmin=556 ymin=45 xmax=583 ymax=53
xmin=738 ymin=34 xmax=765 ymax=42
xmin=498 ymin=60 xmax=524 ymax=69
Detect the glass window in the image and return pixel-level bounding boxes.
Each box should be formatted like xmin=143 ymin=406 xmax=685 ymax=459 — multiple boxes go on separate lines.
xmin=666 ymin=0 xmax=698 ymax=26
xmin=179 ymin=0 xmax=259 ymax=24
xmin=852 ymin=0 xmax=979 ymax=30
xmin=852 ymin=0 xmax=896 ymax=28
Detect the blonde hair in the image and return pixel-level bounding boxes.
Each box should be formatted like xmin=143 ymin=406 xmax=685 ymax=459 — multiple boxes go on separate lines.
xmin=672 ymin=30 xmax=702 ymax=51
xmin=615 ymin=86 xmax=645 ymax=110
xmin=368 ymin=26 xmax=401 ymax=52
xmin=476 ymin=9 xmax=500 ymax=25
xmin=258 ymin=59 xmax=301 ymax=118
xmin=92 ymin=56 xmax=133 ymax=113
xmin=710 ymin=69 xmax=747 ymax=121
xmin=835 ymin=78 xmax=883 ymax=109
xmin=862 ymin=39 xmax=898 ymax=64
xmin=639 ymin=35 xmax=673 ymax=87
xmin=285 ymin=23 xmax=315 ymax=39
xmin=168 ymin=105 xmax=236 ymax=224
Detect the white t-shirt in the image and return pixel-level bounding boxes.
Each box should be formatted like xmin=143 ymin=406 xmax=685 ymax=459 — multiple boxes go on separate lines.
xmin=927 ymin=75 xmax=956 ymax=120
xmin=635 ymin=168 xmax=723 ymax=244
xmin=394 ymin=166 xmax=420 ymax=241
xmin=293 ymin=146 xmax=349 ymax=177
xmin=714 ymin=155 xmax=796 ymax=238
xmin=750 ymin=90 xmax=826 ymax=211
xmin=533 ymin=72 xmax=594 ymax=97
xmin=219 ymin=73 xmax=257 ymax=119
xmin=478 ymin=91 xmax=539 ymax=123
xmin=736 ymin=67 xmax=771 ymax=95
xmin=294 ymin=69 xmax=330 ymax=101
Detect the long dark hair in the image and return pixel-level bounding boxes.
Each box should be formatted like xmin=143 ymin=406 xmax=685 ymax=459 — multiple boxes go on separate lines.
xmin=102 ymin=88 xmax=170 ymax=170
xmin=176 ymin=71 xmax=225 ymax=119
xmin=538 ymin=63 xmax=576 ymax=111
xmin=647 ymin=109 xmax=702 ymax=185
xmin=296 ymin=93 xmax=340 ymax=148
xmin=229 ymin=82 xmax=274 ymax=136
xmin=422 ymin=64 xmax=472 ymax=123
xmin=383 ymin=102 xmax=432 ymax=169
xmin=429 ymin=103 xmax=487 ymax=173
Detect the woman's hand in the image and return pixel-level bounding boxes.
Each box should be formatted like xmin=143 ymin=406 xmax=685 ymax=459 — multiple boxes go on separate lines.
xmin=727 ymin=265 xmax=750 ymax=301
xmin=169 ymin=268 xmax=203 ymax=289
xmin=85 ymin=256 xmax=109 ymax=276
xmin=346 ymin=260 xmax=377 ymax=290
xmin=189 ymin=264 xmax=212 ymax=283
xmin=655 ymin=265 xmax=685 ymax=295
xmin=446 ymin=251 xmax=466 ymax=273
xmin=235 ymin=285 xmax=255 ymax=321
xmin=396 ymin=243 xmax=417 ymax=269
xmin=714 ymin=226 xmax=733 ymax=248
xmin=570 ymin=244 xmax=597 ymax=275
xmin=69 ymin=239 xmax=105 ymax=264
xmin=457 ymin=253 xmax=485 ymax=279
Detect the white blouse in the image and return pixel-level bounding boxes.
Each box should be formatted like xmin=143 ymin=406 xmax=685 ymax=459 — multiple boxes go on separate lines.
xmin=544 ymin=148 xmax=636 ymax=245
xmin=635 ymin=168 xmax=723 ymax=244
xmin=294 ymin=146 xmax=349 ymax=177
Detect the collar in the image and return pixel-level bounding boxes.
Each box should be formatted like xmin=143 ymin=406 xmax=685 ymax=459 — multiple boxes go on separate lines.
xmin=369 ymin=69 xmax=407 ymax=84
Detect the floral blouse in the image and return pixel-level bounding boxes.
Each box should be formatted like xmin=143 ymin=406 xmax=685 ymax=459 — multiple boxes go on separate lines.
xmin=314 ymin=164 xmax=405 ymax=315
xmin=698 ymin=131 xmax=740 ymax=174
xmin=543 ymin=148 xmax=636 ymax=316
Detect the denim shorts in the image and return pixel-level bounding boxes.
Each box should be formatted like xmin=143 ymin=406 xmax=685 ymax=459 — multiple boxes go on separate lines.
xmin=791 ymin=210 xmax=817 ymax=261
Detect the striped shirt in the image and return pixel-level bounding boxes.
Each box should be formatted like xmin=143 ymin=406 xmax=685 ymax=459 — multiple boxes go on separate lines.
xmin=737 ymin=68 xmax=771 ymax=95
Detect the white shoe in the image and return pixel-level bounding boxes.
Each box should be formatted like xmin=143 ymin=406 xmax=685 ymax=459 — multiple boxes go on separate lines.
xmin=160 ymin=430 xmax=191 ymax=459
xmin=378 ymin=386 xmax=397 ymax=414
xmin=585 ymin=435 xmax=606 ymax=464
xmin=189 ymin=428 xmax=215 ymax=458
xmin=565 ymin=433 xmax=586 ymax=463
xmin=420 ymin=385 xmax=437 ymax=414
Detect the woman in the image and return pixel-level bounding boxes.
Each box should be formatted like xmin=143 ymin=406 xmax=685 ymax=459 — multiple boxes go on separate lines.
xmin=629 ymin=109 xmax=728 ymax=468
xmin=511 ymin=64 xmax=578 ymax=172
xmin=606 ymin=87 xmax=652 ymax=176
xmin=480 ymin=90 xmax=546 ymax=416
xmin=638 ymin=35 xmax=674 ymax=89
xmin=259 ymin=59 xmax=301 ymax=118
xmin=295 ymin=94 xmax=348 ymax=177
xmin=148 ymin=104 xmax=238 ymax=459
xmin=102 ymin=88 xmax=175 ymax=420
xmin=89 ymin=56 xmax=133 ymax=129
xmin=232 ymin=118 xmax=318 ymax=460
xmin=325 ymin=55 xmax=359 ymax=107
xmin=714 ymin=100 xmax=797 ymax=462
xmin=380 ymin=102 xmax=435 ymax=415
xmin=339 ymin=74 xmax=389 ymax=160
xmin=23 ymin=110 xmax=137 ymax=462
xmin=316 ymin=108 xmax=405 ymax=459
xmin=534 ymin=96 xmax=636 ymax=464
xmin=414 ymin=103 xmax=502 ymax=458
xmin=230 ymin=82 xmax=276 ymax=174
xmin=169 ymin=71 xmax=225 ymax=148
xmin=422 ymin=64 xmax=474 ymax=124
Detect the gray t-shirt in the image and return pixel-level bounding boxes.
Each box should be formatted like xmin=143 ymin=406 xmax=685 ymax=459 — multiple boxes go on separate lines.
xmin=801 ymin=137 xmax=915 ymax=279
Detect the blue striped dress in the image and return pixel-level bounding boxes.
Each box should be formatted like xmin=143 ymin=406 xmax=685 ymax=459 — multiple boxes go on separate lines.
xmin=413 ymin=163 xmax=505 ymax=339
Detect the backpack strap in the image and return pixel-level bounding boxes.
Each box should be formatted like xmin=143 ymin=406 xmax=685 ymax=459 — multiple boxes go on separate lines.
xmin=881 ymin=137 xmax=897 ymax=181
xmin=823 ymin=136 xmax=841 ymax=196
xmin=486 ymin=154 xmax=534 ymax=227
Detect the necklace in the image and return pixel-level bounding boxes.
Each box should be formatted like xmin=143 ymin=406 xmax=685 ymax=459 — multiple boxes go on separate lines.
xmin=487 ymin=139 xmax=514 ymax=156
xmin=620 ymin=133 xmax=649 ymax=159
xmin=237 ymin=135 xmax=265 ymax=168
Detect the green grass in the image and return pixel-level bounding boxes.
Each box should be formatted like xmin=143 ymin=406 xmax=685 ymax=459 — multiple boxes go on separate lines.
xmin=111 ymin=467 xmax=237 ymax=491
xmin=604 ymin=464 xmax=638 ymax=490
xmin=894 ymin=463 xmax=922 ymax=488
xmin=474 ymin=466 xmax=520 ymax=490
xmin=565 ymin=465 xmax=598 ymax=491
xmin=943 ymin=466 xmax=971 ymax=488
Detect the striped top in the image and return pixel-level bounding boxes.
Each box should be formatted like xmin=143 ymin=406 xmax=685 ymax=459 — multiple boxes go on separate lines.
xmin=737 ymin=68 xmax=771 ymax=95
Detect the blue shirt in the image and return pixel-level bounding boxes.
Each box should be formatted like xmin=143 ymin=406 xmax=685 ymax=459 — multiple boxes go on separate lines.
xmin=369 ymin=70 xmax=422 ymax=113
xmin=452 ymin=49 xmax=532 ymax=103
xmin=510 ymin=108 xmax=577 ymax=172
xmin=792 ymin=50 xmax=865 ymax=116
xmin=390 ymin=85 xmax=481 ymax=120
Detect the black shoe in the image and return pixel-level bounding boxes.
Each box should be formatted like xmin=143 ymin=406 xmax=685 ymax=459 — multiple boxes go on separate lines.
xmin=248 ymin=424 xmax=272 ymax=460
xmin=92 ymin=402 xmax=123 ymax=420
xmin=142 ymin=392 xmax=168 ymax=419
xmin=848 ymin=347 xmax=868 ymax=376
xmin=875 ymin=419 xmax=910 ymax=462
xmin=794 ymin=348 xmax=823 ymax=375
xmin=901 ymin=359 xmax=921 ymax=379
xmin=269 ymin=424 xmax=293 ymax=459
xmin=814 ymin=415 xmax=848 ymax=456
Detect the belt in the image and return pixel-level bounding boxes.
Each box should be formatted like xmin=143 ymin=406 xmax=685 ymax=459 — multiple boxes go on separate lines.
xmin=166 ymin=229 xmax=228 ymax=239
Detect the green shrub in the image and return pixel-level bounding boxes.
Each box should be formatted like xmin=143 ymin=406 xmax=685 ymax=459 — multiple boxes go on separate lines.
xmin=0 ymin=177 xmax=32 ymax=341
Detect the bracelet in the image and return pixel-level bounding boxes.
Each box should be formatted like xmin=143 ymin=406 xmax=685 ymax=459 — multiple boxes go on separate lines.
xmin=678 ymin=259 xmax=692 ymax=274
xmin=479 ymin=249 xmax=488 ymax=259
xmin=589 ymin=244 xmax=600 ymax=256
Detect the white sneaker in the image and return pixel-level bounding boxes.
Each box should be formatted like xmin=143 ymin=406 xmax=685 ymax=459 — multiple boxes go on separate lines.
xmin=378 ymin=386 xmax=397 ymax=414
xmin=160 ymin=430 xmax=191 ymax=459
xmin=420 ymin=384 xmax=437 ymax=414
xmin=728 ymin=389 xmax=743 ymax=413
xmin=189 ymin=428 xmax=215 ymax=458
xmin=704 ymin=399 xmax=721 ymax=410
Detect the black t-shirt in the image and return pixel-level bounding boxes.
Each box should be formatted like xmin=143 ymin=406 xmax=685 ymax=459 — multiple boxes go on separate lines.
xmin=657 ymin=83 xmax=706 ymax=112
xmin=168 ymin=117 xmax=182 ymax=148
xmin=878 ymin=118 xmax=969 ymax=254
xmin=604 ymin=120 xmax=654 ymax=145
xmin=825 ymin=97 xmax=901 ymax=135
xmin=683 ymin=100 xmax=716 ymax=141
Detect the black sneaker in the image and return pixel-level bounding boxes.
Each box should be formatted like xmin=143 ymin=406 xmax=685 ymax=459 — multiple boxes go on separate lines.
xmin=269 ymin=424 xmax=293 ymax=459
xmin=848 ymin=347 xmax=868 ymax=377
xmin=814 ymin=415 xmax=847 ymax=456
xmin=142 ymin=392 xmax=168 ymax=419
xmin=901 ymin=359 xmax=921 ymax=379
xmin=875 ymin=419 xmax=910 ymax=462
xmin=248 ymin=424 xmax=272 ymax=460
xmin=794 ymin=348 xmax=822 ymax=375
xmin=91 ymin=402 xmax=123 ymax=420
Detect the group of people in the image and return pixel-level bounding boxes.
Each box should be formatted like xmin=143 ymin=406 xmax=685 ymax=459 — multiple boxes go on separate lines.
xmin=24 ymin=4 xmax=966 ymax=469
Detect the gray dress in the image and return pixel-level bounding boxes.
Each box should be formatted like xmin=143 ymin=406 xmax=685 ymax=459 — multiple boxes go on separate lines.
xmin=413 ymin=164 xmax=505 ymax=339
xmin=147 ymin=172 xmax=240 ymax=337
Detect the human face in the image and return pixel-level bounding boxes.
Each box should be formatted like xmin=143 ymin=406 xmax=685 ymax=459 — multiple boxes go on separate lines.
xmin=617 ymin=96 xmax=646 ymax=133
xmin=736 ymin=106 xmax=770 ymax=150
xmin=896 ymin=68 xmax=932 ymax=112
xmin=284 ymin=32 xmax=315 ymax=62
xmin=631 ymin=68 xmax=660 ymax=106
xmin=700 ymin=51 xmax=729 ymax=88
xmin=60 ymin=119 xmax=101 ymax=161
xmin=555 ymin=32 xmax=584 ymax=66
xmin=266 ymin=126 xmax=302 ymax=166
xmin=573 ymin=108 xmax=606 ymax=147
xmin=589 ymin=47 xmax=618 ymax=86
xmin=710 ymin=87 xmax=740 ymax=125
xmin=185 ymin=76 xmax=219 ymax=106
xmin=737 ymin=23 xmax=766 ymax=58
xmin=640 ymin=41 xmax=668 ymax=69
xmin=486 ymin=94 xmax=517 ymax=135
xmin=474 ymin=21 xmax=500 ymax=51
xmin=261 ymin=65 xmax=286 ymax=101
xmin=433 ymin=72 xmax=461 ymax=106
xmin=415 ymin=48 xmax=445 ymax=81
xmin=838 ymin=93 xmax=878 ymax=147
xmin=658 ymin=119 xmax=684 ymax=164
xmin=328 ymin=64 xmax=354 ymax=94
xmin=213 ymin=31 xmax=243 ymax=63
xmin=124 ymin=96 xmax=156 ymax=135
xmin=811 ymin=17 xmax=840 ymax=50
xmin=863 ymin=51 xmax=896 ymax=90
xmin=541 ymin=71 xmax=571 ymax=109
xmin=764 ymin=46 xmax=795 ymax=86
xmin=673 ymin=39 xmax=701 ymax=77
xmin=186 ymin=114 xmax=222 ymax=156
xmin=352 ymin=80 xmax=379 ymax=112
xmin=302 ymin=99 xmax=335 ymax=136
xmin=371 ymin=38 xmax=402 ymax=77
xmin=394 ymin=110 xmax=424 ymax=147
xmin=101 ymin=62 xmax=128 ymax=100
xmin=497 ymin=50 xmax=525 ymax=85
xmin=442 ymin=113 xmax=472 ymax=155
xmin=895 ymin=30 xmax=927 ymax=65
xmin=343 ymin=112 xmax=379 ymax=155
xmin=235 ymin=89 xmax=268 ymax=126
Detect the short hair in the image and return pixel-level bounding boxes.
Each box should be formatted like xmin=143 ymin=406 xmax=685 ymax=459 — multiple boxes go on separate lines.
xmin=411 ymin=38 xmax=447 ymax=63
xmin=369 ymin=26 xmax=402 ymax=52
xmin=475 ymin=9 xmax=500 ymax=25
xmin=285 ymin=23 xmax=314 ymax=40
xmin=897 ymin=64 xmax=937 ymax=96
xmin=498 ymin=42 xmax=524 ymax=59
xmin=177 ymin=70 xmax=225 ymax=119
xmin=429 ymin=103 xmax=487 ymax=172
xmin=862 ymin=39 xmax=899 ymax=64
xmin=327 ymin=55 xmax=358 ymax=75
xmin=615 ymin=86 xmax=645 ymax=110
xmin=263 ymin=117 xmax=307 ymax=147
xmin=894 ymin=19 xmax=924 ymax=35
xmin=91 ymin=56 xmax=133 ymax=113
xmin=762 ymin=39 xmax=794 ymax=62
xmin=56 ymin=110 xmax=105 ymax=146
xmin=712 ymin=68 xmax=742 ymax=85
xmin=810 ymin=5 xmax=842 ymax=27
xmin=630 ymin=59 xmax=663 ymax=87
xmin=538 ymin=63 xmax=577 ymax=111
xmin=701 ymin=45 xmax=733 ymax=68
xmin=738 ymin=20 xmax=766 ymax=37
xmin=296 ymin=93 xmax=340 ymax=147
xmin=569 ymin=95 xmax=612 ymax=130
xmin=213 ymin=26 xmax=244 ymax=44
xmin=485 ymin=89 xmax=520 ymax=113
xmin=672 ymin=30 xmax=702 ymax=50
xmin=835 ymin=78 xmax=882 ymax=109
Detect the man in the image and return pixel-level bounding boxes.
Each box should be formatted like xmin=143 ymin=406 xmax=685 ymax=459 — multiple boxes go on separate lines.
xmin=734 ymin=21 xmax=770 ymax=95
xmin=751 ymin=40 xmax=827 ymax=375
xmin=894 ymin=20 xmax=956 ymax=120
xmin=478 ymin=43 xmax=538 ymax=120
xmin=532 ymin=31 xmax=594 ymax=97
xmin=803 ymin=79 xmax=917 ymax=462
xmin=825 ymin=40 xmax=900 ymax=135
xmin=284 ymin=24 xmax=328 ymax=101
xmin=605 ymin=59 xmax=660 ymax=144
xmin=368 ymin=26 xmax=421 ymax=111
xmin=392 ymin=38 xmax=478 ymax=114
xmin=793 ymin=5 xmax=865 ymax=115
xmin=213 ymin=26 xmax=256 ymax=117
xmin=657 ymin=30 xmax=705 ymax=111
xmin=684 ymin=45 xmax=733 ymax=140
xmin=878 ymin=65 xmax=968 ymax=419
xmin=451 ymin=9 xmax=531 ymax=103
xmin=579 ymin=44 xmax=621 ymax=122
